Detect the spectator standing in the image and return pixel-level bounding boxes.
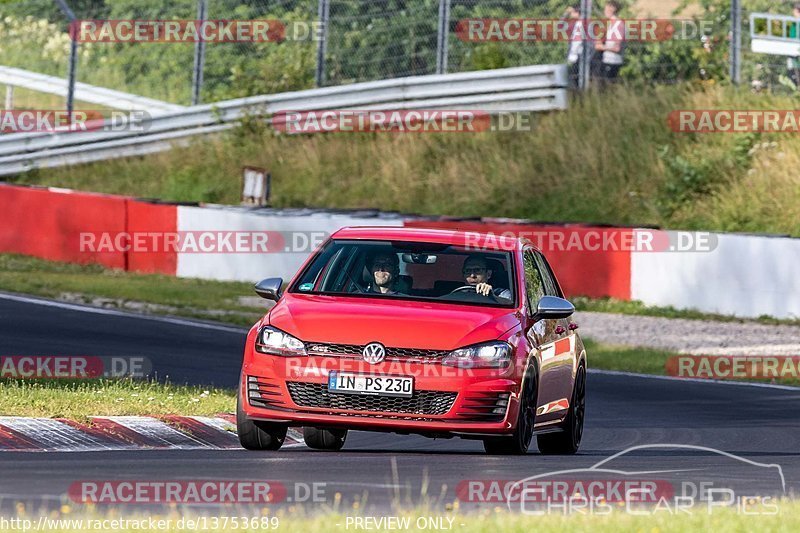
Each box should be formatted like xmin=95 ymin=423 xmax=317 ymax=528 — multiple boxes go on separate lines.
xmin=565 ymin=3 xmax=586 ymax=88
xmin=788 ymin=3 xmax=800 ymax=87
xmin=595 ymin=0 xmax=624 ymax=86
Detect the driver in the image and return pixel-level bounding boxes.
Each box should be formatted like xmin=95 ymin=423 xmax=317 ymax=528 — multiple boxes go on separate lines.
xmin=366 ymin=252 xmax=403 ymax=295
xmin=461 ymin=255 xmax=512 ymax=300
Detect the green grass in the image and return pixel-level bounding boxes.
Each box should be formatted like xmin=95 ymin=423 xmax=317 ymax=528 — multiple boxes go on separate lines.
xmin=10 ymin=83 xmax=800 ymax=237
xmin=574 ymin=297 xmax=800 ymax=327
xmin=584 ymin=339 xmax=800 ymax=387
xmin=0 ymin=254 xmax=262 ymax=327
xmin=0 ymin=379 xmax=234 ymax=420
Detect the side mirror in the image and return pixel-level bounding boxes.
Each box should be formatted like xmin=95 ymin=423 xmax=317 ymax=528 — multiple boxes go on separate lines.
xmin=533 ymin=296 xmax=575 ymax=320
xmin=254 ymin=278 xmax=283 ymax=302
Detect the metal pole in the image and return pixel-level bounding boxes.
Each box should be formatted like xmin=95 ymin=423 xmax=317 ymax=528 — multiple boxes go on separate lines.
xmin=579 ymin=0 xmax=593 ymax=91
xmin=436 ymin=0 xmax=451 ymax=75
xmin=4 ymin=86 xmax=13 ymax=110
xmin=315 ymin=0 xmax=330 ymax=87
xmin=192 ymin=0 xmax=208 ymax=105
xmin=54 ymin=0 xmax=78 ymax=117
xmin=730 ymin=0 xmax=741 ymax=85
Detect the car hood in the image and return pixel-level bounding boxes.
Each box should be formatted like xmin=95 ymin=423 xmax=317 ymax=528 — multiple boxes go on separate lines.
xmin=267 ymin=294 xmax=520 ymax=351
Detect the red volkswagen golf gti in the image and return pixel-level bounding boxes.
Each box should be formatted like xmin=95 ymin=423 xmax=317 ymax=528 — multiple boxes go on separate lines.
xmin=237 ymin=227 xmax=587 ymax=455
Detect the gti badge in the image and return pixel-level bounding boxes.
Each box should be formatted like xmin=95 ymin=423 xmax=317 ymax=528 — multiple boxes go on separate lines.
xmin=362 ymin=342 xmax=386 ymax=364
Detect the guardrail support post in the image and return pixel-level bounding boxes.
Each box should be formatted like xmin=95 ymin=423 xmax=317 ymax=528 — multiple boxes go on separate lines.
xmin=579 ymin=0 xmax=593 ymax=91
xmin=315 ymin=0 xmax=331 ymax=87
xmin=192 ymin=0 xmax=208 ymax=105
xmin=436 ymin=0 xmax=451 ymax=75
xmin=730 ymin=0 xmax=742 ymax=85
xmin=4 ymin=86 xmax=13 ymax=110
xmin=54 ymin=0 xmax=78 ymax=118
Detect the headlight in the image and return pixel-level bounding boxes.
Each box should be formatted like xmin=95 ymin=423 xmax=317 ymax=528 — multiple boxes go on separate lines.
xmin=442 ymin=341 xmax=512 ymax=369
xmin=255 ymin=326 xmax=307 ymax=357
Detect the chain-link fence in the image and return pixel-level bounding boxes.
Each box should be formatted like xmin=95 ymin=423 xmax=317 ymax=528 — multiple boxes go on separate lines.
xmin=2 ymin=0 xmax=788 ymax=109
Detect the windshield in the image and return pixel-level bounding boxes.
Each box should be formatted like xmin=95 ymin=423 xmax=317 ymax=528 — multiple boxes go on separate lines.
xmin=290 ymin=240 xmax=516 ymax=307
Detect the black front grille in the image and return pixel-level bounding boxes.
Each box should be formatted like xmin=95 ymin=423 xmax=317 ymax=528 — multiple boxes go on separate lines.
xmin=455 ymin=392 xmax=510 ymax=422
xmin=304 ymin=342 xmax=448 ymax=360
xmin=286 ymin=382 xmax=456 ymax=416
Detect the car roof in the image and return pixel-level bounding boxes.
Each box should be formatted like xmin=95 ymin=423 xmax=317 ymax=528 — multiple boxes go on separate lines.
xmin=330 ymin=226 xmax=525 ymax=252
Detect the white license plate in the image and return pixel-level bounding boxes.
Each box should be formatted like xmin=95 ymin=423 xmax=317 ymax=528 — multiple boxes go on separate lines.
xmin=328 ymin=372 xmax=414 ymax=398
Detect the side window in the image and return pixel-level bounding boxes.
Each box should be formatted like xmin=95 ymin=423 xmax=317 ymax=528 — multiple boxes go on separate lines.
xmin=523 ymin=250 xmax=546 ymax=310
xmin=533 ymin=252 xmax=561 ymax=297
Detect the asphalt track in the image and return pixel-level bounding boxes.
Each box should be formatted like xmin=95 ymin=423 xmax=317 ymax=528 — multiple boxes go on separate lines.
xmin=1 ymin=292 xmax=799 ymax=513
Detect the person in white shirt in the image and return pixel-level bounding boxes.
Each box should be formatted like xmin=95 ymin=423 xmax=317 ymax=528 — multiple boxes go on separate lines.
xmin=565 ymin=3 xmax=585 ymax=88
xmin=595 ymin=1 xmax=624 ymax=84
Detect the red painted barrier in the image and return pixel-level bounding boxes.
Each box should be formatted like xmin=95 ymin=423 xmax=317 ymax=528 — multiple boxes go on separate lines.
xmin=403 ymin=220 xmax=632 ymax=300
xmin=0 ymin=185 xmax=178 ymax=275
xmin=125 ymin=200 xmax=177 ymax=275
xmin=0 ymin=185 xmax=128 ymax=269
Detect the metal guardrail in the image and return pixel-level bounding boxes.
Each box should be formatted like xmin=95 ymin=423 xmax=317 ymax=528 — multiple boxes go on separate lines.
xmin=750 ymin=13 xmax=800 ymax=57
xmin=0 ymin=64 xmax=568 ymax=176
xmin=0 ymin=66 xmax=187 ymax=115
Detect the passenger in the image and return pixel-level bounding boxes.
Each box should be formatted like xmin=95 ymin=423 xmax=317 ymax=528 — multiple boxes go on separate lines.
xmin=365 ymin=252 xmax=403 ymax=295
xmin=460 ymin=255 xmax=512 ymax=300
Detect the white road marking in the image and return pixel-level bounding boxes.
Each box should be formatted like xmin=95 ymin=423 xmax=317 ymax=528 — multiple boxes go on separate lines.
xmin=589 ymin=368 xmax=800 ymax=391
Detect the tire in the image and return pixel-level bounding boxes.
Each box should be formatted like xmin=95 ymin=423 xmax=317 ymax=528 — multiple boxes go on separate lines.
xmin=483 ymin=366 xmax=538 ymax=455
xmin=303 ymin=427 xmax=348 ymax=451
xmin=236 ymin=395 xmax=287 ymax=451
xmin=537 ymin=364 xmax=586 ymax=455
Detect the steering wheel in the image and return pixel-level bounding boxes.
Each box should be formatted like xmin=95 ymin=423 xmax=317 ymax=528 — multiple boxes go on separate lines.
xmin=449 ymin=285 xmax=500 ymax=302
xmin=450 ymin=285 xmax=478 ymax=293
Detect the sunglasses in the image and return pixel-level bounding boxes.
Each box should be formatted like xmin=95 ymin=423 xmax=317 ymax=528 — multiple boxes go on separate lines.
xmin=463 ymin=267 xmax=487 ymax=275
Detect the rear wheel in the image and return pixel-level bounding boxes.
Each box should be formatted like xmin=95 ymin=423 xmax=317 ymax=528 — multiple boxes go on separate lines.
xmin=303 ymin=427 xmax=348 ymax=451
xmin=537 ymin=364 xmax=586 ymax=455
xmin=236 ymin=395 xmax=287 ymax=451
xmin=483 ymin=366 xmax=537 ymax=455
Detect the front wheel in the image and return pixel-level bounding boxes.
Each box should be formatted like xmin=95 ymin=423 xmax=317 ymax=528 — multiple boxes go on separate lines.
xmin=236 ymin=395 xmax=287 ymax=451
xmin=303 ymin=427 xmax=348 ymax=451
xmin=483 ymin=366 xmax=537 ymax=455
xmin=537 ymin=364 xmax=586 ymax=455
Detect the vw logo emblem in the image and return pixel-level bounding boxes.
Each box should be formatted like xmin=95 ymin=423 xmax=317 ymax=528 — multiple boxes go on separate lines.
xmin=362 ymin=342 xmax=386 ymax=364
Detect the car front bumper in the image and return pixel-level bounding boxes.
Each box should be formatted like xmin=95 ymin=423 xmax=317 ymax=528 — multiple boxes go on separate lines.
xmin=240 ymin=354 xmax=522 ymax=436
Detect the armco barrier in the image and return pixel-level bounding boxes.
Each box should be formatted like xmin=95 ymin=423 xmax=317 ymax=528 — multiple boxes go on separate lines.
xmin=0 ymin=64 xmax=567 ymax=176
